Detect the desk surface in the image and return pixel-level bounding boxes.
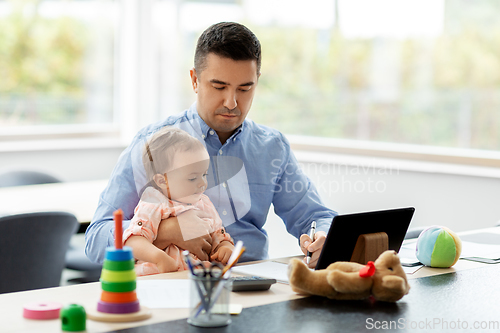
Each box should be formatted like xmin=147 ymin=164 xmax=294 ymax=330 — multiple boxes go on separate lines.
xmin=120 ymin=264 xmax=500 ymax=333
xmin=0 ymin=180 xmax=107 ymax=224
xmin=0 ymin=253 xmax=500 ymax=333
xmin=1 ymin=229 xmax=499 ymax=333
xmin=0 ymin=267 xmax=303 ymax=333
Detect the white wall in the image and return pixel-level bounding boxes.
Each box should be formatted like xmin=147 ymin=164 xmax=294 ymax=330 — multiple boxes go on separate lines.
xmin=1 ymin=146 xmax=499 ymax=259
xmin=254 ymin=151 xmax=500 ymax=259
xmin=0 ymin=145 xmax=123 ymax=182
xmin=301 ymin=157 xmax=500 ymax=231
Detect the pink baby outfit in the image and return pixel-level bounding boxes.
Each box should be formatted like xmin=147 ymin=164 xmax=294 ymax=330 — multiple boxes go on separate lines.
xmin=123 ymin=186 xmax=233 ymax=276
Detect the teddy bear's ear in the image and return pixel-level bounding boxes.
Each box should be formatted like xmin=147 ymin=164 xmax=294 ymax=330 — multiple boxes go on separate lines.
xmin=373 ymin=275 xmax=410 ymax=302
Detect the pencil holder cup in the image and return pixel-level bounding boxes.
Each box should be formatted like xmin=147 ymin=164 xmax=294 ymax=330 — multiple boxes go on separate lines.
xmin=187 ymin=274 xmax=232 ymax=327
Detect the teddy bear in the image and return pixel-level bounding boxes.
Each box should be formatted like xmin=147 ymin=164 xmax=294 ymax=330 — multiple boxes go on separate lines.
xmin=287 ymin=250 xmax=410 ymax=302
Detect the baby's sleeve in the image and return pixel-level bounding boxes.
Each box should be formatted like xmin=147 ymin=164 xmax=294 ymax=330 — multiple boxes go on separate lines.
xmin=123 ymin=188 xmax=172 ymax=244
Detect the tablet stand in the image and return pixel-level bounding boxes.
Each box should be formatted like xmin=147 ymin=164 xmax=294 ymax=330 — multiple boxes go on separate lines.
xmin=350 ymin=232 xmax=388 ymax=265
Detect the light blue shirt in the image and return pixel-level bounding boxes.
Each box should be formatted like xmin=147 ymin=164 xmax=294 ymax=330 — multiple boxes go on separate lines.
xmin=85 ymin=103 xmax=337 ymax=263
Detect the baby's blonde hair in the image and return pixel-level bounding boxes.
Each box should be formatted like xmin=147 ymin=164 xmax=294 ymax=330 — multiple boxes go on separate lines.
xmin=143 ymin=127 xmax=205 ymax=182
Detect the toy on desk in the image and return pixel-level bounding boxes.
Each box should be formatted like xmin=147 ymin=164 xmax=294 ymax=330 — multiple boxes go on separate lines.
xmin=23 ymin=302 xmax=63 ymax=320
xmin=60 ymin=304 xmax=86 ymax=332
xmin=288 ymin=250 xmax=410 ymax=302
xmin=86 ymin=209 xmax=152 ymax=322
xmin=416 ymin=226 xmax=462 ymax=268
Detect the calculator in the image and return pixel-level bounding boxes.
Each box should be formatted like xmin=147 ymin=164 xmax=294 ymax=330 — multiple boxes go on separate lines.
xmin=230 ymin=276 xmax=277 ymax=292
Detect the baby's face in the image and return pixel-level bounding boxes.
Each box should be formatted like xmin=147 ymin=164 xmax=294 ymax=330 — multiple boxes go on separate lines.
xmin=163 ymin=148 xmax=210 ymax=204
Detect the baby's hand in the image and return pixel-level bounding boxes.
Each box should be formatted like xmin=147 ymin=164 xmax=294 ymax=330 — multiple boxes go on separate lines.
xmin=211 ymin=245 xmax=233 ymax=264
xmin=155 ymin=252 xmax=177 ymax=273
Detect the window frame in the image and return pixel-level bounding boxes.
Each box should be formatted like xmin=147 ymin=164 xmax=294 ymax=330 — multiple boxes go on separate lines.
xmin=288 ymin=134 xmax=500 ymax=169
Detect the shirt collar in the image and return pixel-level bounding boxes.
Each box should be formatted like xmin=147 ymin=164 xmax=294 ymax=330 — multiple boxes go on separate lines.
xmin=187 ymin=103 xmax=211 ymax=138
xmin=229 ymin=123 xmax=244 ymax=141
xmin=189 ymin=102 xmax=246 ymax=141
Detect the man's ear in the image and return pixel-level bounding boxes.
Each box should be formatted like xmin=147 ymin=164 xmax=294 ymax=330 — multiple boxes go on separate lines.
xmin=153 ymin=174 xmax=167 ymax=189
xmin=190 ymin=68 xmax=199 ymax=93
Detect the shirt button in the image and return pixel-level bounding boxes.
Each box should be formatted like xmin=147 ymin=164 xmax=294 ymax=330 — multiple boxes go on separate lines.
xmin=209 ymin=130 xmax=215 ymax=135
xmin=201 ymin=134 xmax=206 ymax=139
xmin=219 ymin=150 xmax=223 ymax=155
xmin=222 ymin=182 xmax=227 ymax=188
xmin=222 ymin=210 xmax=227 ymax=216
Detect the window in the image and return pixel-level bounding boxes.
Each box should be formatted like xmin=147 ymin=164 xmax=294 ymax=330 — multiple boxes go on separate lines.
xmin=0 ymin=0 xmax=117 ymax=137
xmin=165 ymin=0 xmax=500 ymax=155
xmin=2 ymin=0 xmax=500 ymax=161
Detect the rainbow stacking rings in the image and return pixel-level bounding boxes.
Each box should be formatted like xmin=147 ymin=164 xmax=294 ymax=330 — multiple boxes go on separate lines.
xmin=97 ymin=246 xmax=140 ymax=314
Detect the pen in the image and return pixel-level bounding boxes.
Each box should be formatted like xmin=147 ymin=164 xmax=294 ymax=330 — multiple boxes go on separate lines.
xmin=306 ymin=221 xmax=316 ymax=265
xmin=206 ymin=244 xmax=246 ymax=314
xmin=183 ymin=251 xmax=211 ymax=317
xmin=193 ymin=244 xmax=246 ymax=318
xmin=182 ymin=250 xmax=196 ymax=275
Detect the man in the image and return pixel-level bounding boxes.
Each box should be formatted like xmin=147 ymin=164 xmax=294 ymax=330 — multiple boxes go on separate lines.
xmin=86 ymin=22 xmax=336 ymax=268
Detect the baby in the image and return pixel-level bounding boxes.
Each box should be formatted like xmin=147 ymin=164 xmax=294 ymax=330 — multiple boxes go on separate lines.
xmin=123 ymin=127 xmax=234 ymax=276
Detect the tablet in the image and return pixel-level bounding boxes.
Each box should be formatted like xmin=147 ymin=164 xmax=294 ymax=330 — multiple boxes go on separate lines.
xmin=315 ymin=207 xmax=415 ymax=270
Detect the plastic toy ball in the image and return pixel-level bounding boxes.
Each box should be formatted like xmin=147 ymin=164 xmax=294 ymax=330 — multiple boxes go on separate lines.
xmin=416 ymin=226 xmax=462 ymax=268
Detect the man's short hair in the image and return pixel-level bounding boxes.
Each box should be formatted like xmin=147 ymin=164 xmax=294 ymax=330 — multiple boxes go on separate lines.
xmin=194 ymin=22 xmax=261 ymax=75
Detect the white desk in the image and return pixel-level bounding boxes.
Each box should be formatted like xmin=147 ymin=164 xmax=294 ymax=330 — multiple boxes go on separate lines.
xmin=1 ymin=259 xmax=303 ymax=333
xmin=1 ymin=242 xmax=498 ymax=333
xmin=0 ymin=180 xmax=107 ymax=224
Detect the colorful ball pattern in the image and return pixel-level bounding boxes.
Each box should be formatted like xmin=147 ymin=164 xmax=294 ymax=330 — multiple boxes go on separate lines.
xmin=416 ymin=226 xmax=462 ymax=267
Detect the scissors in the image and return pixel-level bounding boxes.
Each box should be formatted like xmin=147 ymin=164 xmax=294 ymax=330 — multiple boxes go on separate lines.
xmin=192 ymin=262 xmax=224 ymax=279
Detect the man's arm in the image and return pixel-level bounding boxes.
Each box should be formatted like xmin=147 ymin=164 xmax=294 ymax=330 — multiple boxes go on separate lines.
xmin=271 ymin=135 xmax=337 ymax=267
xmin=153 ymin=211 xmax=213 ymax=261
xmin=85 ymin=144 xmax=141 ymax=263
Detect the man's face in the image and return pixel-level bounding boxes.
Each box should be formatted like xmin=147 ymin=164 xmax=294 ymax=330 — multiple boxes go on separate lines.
xmin=190 ymin=53 xmax=259 ymax=142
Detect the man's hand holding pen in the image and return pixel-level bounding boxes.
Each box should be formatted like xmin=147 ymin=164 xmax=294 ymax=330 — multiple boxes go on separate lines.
xmin=299 ymin=226 xmax=327 ymax=268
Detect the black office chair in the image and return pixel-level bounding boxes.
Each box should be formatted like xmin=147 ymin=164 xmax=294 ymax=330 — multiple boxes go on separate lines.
xmin=0 ymin=212 xmax=79 ymax=294
xmin=65 ymin=245 xmax=103 ymax=283
xmin=0 ymin=170 xmax=62 ymax=187
xmin=0 ymin=169 xmax=102 ymax=283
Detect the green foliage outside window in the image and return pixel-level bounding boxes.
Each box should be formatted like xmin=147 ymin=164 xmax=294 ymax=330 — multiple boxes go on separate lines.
xmin=0 ymin=0 xmax=87 ymax=126
xmin=250 ymin=9 xmax=500 ymax=151
xmin=1 ymin=0 xmax=499 ymax=152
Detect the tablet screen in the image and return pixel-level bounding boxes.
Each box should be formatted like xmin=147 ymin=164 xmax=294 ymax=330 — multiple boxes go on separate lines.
xmin=315 ymin=207 xmax=415 ymax=270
